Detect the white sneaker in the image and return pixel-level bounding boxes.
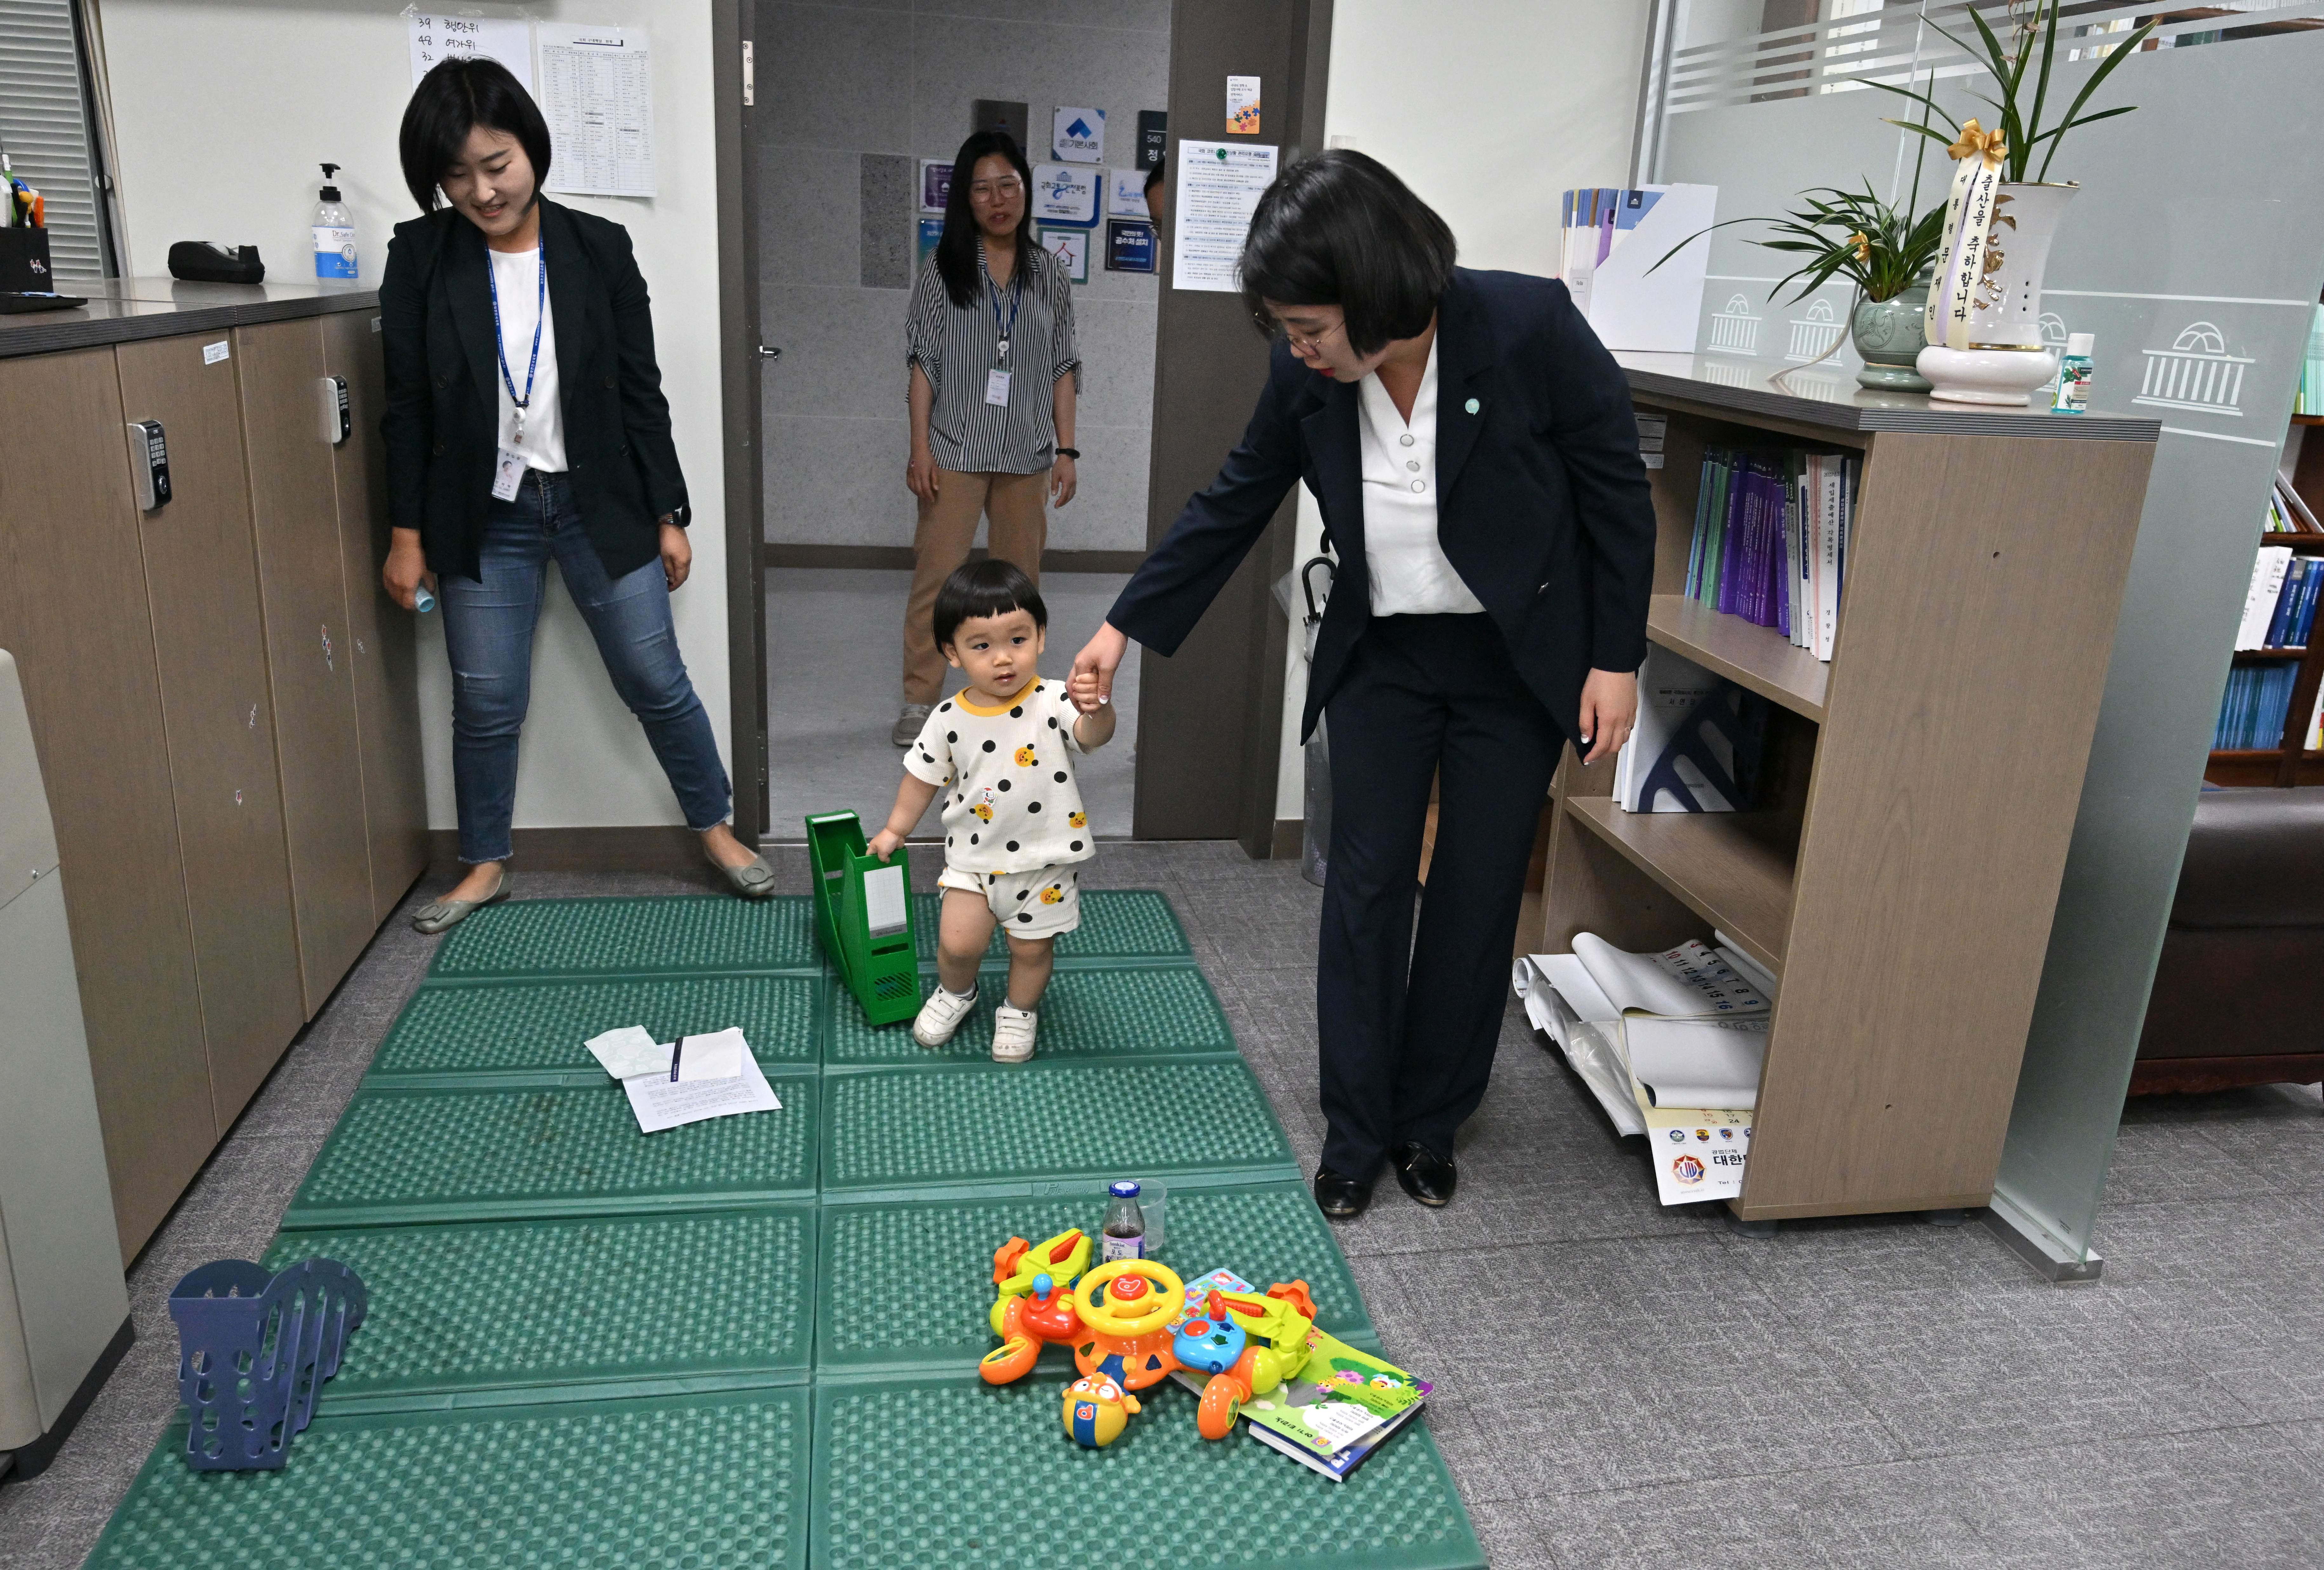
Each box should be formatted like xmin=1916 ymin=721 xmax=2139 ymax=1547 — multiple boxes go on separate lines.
xmin=912 ymin=984 xmax=977 ymax=1048
xmin=992 ymin=1005 xmax=1038 ymax=1063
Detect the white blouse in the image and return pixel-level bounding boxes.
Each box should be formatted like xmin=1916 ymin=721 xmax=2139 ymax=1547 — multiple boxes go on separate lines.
xmin=487 ymin=245 xmax=567 ymax=473
xmin=1356 ymin=339 xmax=1483 ymax=616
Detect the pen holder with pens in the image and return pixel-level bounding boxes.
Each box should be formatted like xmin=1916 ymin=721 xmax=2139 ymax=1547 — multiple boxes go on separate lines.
xmin=805 ymin=810 xmax=922 ymax=1027
xmin=0 ymin=228 xmax=54 ymax=293
xmin=168 ymin=1257 xmax=368 ymax=1471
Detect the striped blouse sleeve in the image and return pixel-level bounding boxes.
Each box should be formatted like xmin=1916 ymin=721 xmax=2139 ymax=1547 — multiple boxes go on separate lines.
xmin=1048 ymin=259 xmax=1082 ymax=392
xmin=905 ymin=262 xmax=947 ymax=392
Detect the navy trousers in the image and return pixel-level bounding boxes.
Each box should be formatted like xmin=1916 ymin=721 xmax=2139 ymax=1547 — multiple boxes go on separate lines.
xmin=1316 ymin=613 xmax=1567 ymax=1178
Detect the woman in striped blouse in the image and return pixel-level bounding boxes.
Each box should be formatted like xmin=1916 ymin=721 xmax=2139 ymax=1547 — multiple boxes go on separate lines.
xmin=896 ymin=130 xmax=1083 ymax=745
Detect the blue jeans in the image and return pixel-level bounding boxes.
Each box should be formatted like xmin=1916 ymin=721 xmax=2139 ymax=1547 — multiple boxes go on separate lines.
xmin=439 ymin=470 xmax=730 ymax=863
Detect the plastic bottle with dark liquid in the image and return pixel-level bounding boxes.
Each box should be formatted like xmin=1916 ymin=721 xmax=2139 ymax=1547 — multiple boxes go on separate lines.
xmin=1100 ymin=1180 xmax=1145 ymax=1262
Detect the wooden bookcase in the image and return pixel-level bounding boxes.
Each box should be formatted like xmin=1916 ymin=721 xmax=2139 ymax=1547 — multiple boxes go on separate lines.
xmin=2205 ymin=414 xmax=2324 ymax=787
xmin=1534 ymin=356 xmax=2159 ymax=1222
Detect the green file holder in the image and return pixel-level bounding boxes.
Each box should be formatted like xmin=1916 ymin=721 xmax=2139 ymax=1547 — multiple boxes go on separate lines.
xmin=806 ymin=812 xmax=921 ymax=1026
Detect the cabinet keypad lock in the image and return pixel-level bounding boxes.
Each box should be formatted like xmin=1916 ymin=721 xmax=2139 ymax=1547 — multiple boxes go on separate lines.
xmin=126 ymin=419 xmax=171 ymax=511
xmin=318 ymin=375 xmax=351 ymax=445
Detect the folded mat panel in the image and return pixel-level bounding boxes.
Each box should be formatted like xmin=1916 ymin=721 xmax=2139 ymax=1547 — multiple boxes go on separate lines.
xmin=283 ymin=1077 xmax=820 ymax=1227
xmin=260 ymin=1206 xmax=814 ymax=1406
xmin=86 ymin=1389 xmax=808 ymax=1570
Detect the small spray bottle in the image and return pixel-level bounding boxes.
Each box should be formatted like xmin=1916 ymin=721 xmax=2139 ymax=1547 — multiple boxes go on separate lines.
xmin=2052 ymin=332 xmax=2093 ymax=413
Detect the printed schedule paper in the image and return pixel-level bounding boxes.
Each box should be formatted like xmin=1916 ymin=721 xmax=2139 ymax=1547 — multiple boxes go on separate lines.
xmin=538 ymin=23 xmax=656 ymax=198
xmin=1172 ymin=142 xmax=1278 ymax=293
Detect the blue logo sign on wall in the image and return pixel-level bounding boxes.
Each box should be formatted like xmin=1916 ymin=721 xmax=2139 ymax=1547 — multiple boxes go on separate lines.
xmin=1105 ymin=218 xmax=1156 ymax=275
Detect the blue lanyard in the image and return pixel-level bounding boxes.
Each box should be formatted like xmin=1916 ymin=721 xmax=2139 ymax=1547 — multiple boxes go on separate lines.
xmin=486 ymin=232 xmax=546 ymax=424
xmin=982 ymin=245 xmax=1021 ymax=359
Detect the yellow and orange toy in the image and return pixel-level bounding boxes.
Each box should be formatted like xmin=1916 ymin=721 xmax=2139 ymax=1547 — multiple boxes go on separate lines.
xmin=980 ymin=1235 xmax=1323 ymax=1448
xmin=978 ymin=1229 xmax=1093 ymax=1385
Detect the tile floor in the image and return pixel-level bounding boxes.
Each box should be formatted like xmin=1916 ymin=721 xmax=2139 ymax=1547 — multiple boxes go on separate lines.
xmin=764 ymin=568 xmax=1141 ymax=839
xmin=2 ymin=844 xmax=2320 ymax=1569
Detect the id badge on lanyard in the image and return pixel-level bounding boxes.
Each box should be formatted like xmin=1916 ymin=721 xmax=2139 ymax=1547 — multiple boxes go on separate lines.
xmin=492 ymin=449 xmax=526 ymax=501
xmin=985 ymin=260 xmax=1020 ymax=407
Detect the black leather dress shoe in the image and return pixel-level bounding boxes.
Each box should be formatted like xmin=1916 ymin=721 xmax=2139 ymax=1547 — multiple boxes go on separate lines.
xmin=1312 ymin=1166 xmax=1373 ymax=1220
xmin=1393 ymin=1142 xmax=1458 ymax=1207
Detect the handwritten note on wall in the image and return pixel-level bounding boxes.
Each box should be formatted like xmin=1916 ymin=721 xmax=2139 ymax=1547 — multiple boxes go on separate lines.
xmin=408 ymin=13 xmax=533 ymax=91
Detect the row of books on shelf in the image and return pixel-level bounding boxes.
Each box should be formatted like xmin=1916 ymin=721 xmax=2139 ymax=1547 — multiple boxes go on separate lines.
xmin=2215 ymin=664 xmax=2303 ymax=751
xmin=2261 ymin=474 xmax=2320 ymax=534
xmin=1681 ymin=447 xmax=1859 ymax=663
xmin=2297 ymin=303 xmax=2324 ymax=419
xmin=2235 ymin=546 xmax=2324 ymax=651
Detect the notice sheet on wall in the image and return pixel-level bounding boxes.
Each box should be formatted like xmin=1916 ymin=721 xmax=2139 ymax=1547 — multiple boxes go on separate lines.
xmin=409 ymin=14 xmax=533 ymax=91
xmin=538 ymin=23 xmax=656 ymax=198
xmin=1172 ymin=141 xmax=1278 ymax=292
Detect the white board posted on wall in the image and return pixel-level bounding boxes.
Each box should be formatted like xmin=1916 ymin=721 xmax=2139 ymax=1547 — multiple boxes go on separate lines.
xmin=538 ymin=23 xmax=657 ymax=198
xmin=409 ymin=13 xmax=533 ymax=91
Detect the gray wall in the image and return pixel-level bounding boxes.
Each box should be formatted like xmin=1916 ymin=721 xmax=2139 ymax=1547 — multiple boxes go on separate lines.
xmin=1658 ymin=31 xmax=2324 ymax=1260
xmin=754 ymin=0 xmax=1170 ymax=550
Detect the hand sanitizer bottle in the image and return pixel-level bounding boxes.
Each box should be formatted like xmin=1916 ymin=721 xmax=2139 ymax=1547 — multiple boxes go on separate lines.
xmin=313 ymin=164 xmax=357 ymax=280
xmin=2052 ymin=332 xmax=2093 ymax=413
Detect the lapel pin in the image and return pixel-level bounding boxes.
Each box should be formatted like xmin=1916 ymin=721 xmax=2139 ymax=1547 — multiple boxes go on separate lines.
xmin=1465 ymin=397 xmax=1480 ymax=415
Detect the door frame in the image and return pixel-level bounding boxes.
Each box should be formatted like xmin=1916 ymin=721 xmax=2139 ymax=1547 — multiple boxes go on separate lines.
xmin=713 ymin=0 xmax=770 ymax=842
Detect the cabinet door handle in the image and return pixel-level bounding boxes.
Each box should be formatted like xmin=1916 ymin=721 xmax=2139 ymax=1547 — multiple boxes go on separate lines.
xmin=126 ymin=419 xmax=171 ymax=510
xmin=318 ymin=375 xmax=351 ymax=445
xmin=757 ymin=345 xmax=781 ymax=361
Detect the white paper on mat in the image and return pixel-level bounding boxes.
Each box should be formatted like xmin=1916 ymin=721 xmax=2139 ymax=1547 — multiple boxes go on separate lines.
xmin=673 ymin=1026 xmax=747 ymax=1082
xmin=624 ymin=1044 xmax=781 ymax=1133
xmin=586 ymin=1025 xmax=669 ymax=1079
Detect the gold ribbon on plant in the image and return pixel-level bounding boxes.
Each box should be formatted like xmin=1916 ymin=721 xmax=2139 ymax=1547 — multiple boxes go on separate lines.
xmin=1926 ymin=118 xmax=2010 ymax=352
xmin=1946 ymin=120 xmax=2008 ymax=170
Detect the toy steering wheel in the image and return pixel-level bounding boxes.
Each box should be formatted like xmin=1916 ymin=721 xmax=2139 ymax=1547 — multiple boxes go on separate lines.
xmin=1073 ymin=1260 xmax=1185 ymax=1339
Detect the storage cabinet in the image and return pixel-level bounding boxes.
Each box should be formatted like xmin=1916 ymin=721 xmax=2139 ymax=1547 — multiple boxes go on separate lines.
xmin=322 ymin=308 xmax=430 ymax=925
xmin=0 ymin=290 xmax=421 ymax=1258
xmin=235 ymin=317 xmax=379 ymax=1016
xmin=0 ymin=348 xmax=215 ymax=1257
xmin=112 ymin=334 xmax=307 ymax=1127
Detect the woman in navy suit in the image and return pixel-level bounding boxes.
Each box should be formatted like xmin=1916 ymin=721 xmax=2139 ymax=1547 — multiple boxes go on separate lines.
xmin=1073 ymin=152 xmax=1656 ymax=1219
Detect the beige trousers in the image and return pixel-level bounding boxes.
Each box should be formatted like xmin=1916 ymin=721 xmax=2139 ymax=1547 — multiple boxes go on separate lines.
xmin=904 ymin=467 xmax=1047 ymax=704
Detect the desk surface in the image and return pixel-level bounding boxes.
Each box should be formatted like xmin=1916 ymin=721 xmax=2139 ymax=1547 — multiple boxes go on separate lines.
xmin=1616 ymin=348 xmax=2162 ymax=442
xmin=1 ymin=278 xmax=379 ymax=359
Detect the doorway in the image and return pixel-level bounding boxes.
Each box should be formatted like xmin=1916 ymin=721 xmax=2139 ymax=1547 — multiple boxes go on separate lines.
xmin=745 ymin=3 xmax=1171 ymax=842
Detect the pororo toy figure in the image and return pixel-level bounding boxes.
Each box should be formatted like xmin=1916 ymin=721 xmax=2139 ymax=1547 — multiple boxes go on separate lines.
xmin=1063 ymin=1372 xmax=1140 ymax=1448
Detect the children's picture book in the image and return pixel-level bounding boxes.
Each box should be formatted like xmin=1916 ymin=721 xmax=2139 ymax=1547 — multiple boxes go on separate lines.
xmin=1237 ymin=1328 xmax=1430 ymax=1481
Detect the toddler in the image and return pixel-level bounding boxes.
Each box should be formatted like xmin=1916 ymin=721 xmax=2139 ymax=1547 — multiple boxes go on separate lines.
xmin=868 ymin=560 xmax=1114 ymax=1061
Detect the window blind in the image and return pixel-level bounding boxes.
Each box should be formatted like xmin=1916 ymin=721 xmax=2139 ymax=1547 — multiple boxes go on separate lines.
xmin=0 ymin=0 xmax=110 ymax=278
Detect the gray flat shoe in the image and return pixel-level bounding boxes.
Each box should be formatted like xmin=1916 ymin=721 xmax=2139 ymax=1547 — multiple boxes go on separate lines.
xmin=411 ymin=869 xmax=510 ymax=934
xmin=709 ymin=842 xmax=778 ymax=899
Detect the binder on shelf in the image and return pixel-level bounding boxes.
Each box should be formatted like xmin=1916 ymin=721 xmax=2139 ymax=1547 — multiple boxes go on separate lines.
xmin=1556 ymin=184 xmax=1716 ymax=354
xmin=805 ymin=811 xmax=921 ymax=1026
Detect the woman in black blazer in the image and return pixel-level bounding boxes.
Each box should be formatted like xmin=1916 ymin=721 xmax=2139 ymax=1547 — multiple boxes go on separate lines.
xmin=1073 ymin=152 xmax=1656 ymax=1219
xmin=379 ymin=58 xmax=773 ymax=933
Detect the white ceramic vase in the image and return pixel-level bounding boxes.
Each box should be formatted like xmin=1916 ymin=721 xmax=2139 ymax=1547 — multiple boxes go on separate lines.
xmin=1917 ymin=182 xmax=2077 ymax=406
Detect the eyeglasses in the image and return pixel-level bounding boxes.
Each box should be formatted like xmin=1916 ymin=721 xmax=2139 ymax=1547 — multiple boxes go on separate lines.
xmin=969 ymin=178 xmax=1024 ymax=200
xmin=1265 ymin=317 xmax=1344 ymax=354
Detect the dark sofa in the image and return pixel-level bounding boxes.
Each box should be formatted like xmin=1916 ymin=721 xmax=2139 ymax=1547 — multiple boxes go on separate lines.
xmin=2134 ymin=786 xmax=2324 ymax=1094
